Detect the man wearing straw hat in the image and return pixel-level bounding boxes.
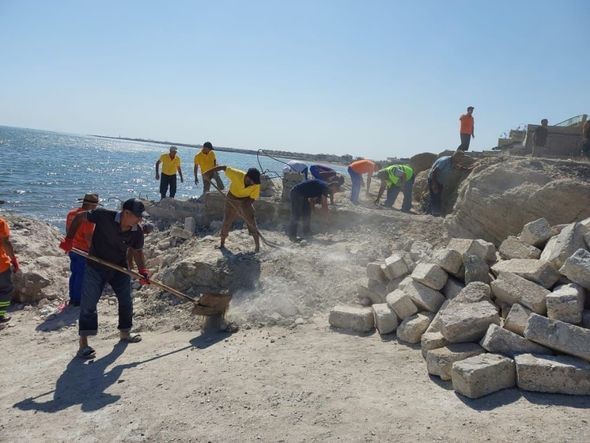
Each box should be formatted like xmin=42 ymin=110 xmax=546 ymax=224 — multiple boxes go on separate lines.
xmin=59 ymin=198 xmax=149 ymax=359
xmin=64 ymin=193 xmax=99 ymax=307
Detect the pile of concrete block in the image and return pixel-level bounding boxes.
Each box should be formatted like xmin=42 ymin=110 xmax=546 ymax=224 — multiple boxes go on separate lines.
xmin=329 ymin=217 xmax=590 ymax=398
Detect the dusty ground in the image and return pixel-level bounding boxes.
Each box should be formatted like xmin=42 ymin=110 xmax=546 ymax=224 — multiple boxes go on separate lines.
xmin=2 ymin=310 xmax=590 ymax=442
xmin=2 ymin=203 xmax=590 ymax=442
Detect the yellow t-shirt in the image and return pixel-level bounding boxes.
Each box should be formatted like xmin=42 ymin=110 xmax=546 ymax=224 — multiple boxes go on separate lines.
xmin=225 ymin=167 xmax=260 ymax=200
xmin=159 ymin=153 xmax=181 ymax=175
xmin=194 ymin=150 xmax=216 ymax=173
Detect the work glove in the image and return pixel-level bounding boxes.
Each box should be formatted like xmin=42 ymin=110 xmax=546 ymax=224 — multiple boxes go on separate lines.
xmin=138 ymin=268 xmax=151 ymax=285
xmin=59 ymin=238 xmax=74 ymax=253
xmin=11 ymin=257 xmax=19 ymax=273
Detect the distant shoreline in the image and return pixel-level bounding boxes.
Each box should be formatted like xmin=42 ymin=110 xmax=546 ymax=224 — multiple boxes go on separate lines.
xmin=91 ymin=134 xmax=354 ymax=166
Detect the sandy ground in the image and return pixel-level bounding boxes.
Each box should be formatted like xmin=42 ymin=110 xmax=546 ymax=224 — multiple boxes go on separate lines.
xmin=2 ymin=306 xmax=590 ymax=442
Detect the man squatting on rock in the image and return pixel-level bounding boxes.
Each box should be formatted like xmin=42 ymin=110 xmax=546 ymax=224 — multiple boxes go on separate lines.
xmin=207 ymin=165 xmax=262 ymax=252
xmin=60 ymin=198 xmax=150 ymax=359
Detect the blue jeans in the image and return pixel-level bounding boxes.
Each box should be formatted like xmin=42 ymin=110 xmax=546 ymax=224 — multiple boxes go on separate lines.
xmin=79 ymin=265 xmax=133 ymax=336
xmin=348 ymin=167 xmax=362 ymax=203
xmin=68 ymin=251 xmax=87 ymax=304
xmin=384 ymin=175 xmax=415 ymax=210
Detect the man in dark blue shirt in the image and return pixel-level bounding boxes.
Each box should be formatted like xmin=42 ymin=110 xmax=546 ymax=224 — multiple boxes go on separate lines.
xmin=288 ymin=180 xmax=341 ymax=241
xmin=60 ymin=198 xmax=149 ymax=359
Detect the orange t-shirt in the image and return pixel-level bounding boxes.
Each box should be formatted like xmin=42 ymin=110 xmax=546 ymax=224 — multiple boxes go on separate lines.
xmin=66 ymin=208 xmax=95 ymax=252
xmin=350 ymin=159 xmax=377 ymax=174
xmin=460 ymin=114 xmax=474 ymax=134
xmin=0 ymin=218 xmax=11 ymax=273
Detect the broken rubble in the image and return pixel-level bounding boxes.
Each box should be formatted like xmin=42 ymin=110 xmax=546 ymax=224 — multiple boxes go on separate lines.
xmin=480 ymin=324 xmax=551 ymax=357
xmin=386 ymin=289 xmax=418 ymax=320
xmin=440 ymin=300 xmax=500 ymax=343
xmin=409 ymin=241 xmax=433 ymax=262
xmin=504 ymin=304 xmax=532 ymax=336
xmin=524 ymin=313 xmax=590 ymax=361
xmin=452 ymin=282 xmax=491 ymax=304
xmin=559 ymin=248 xmax=590 ymax=290
xmin=432 ymin=248 xmax=463 ymax=275
xmin=499 ymin=236 xmax=541 ymax=260
xmin=329 ymin=305 xmax=375 ymax=333
xmin=383 ymin=254 xmax=410 ymax=280
xmin=515 ymin=353 xmax=590 ymax=395
xmin=366 ymin=262 xmax=387 ymax=283
xmin=463 ymin=254 xmax=490 ymax=285
xmin=442 ymin=277 xmax=464 ymax=300
xmin=396 ymin=312 xmax=433 ymax=344
xmin=491 ymin=259 xmax=560 ymax=289
xmin=426 ymin=343 xmax=485 ymax=381
xmin=540 ymin=222 xmax=585 ymax=269
xmin=447 ymin=238 xmax=496 ymax=263
xmin=411 ymin=263 xmax=448 ymax=290
xmin=402 ymin=280 xmax=446 ymax=313
xmin=371 ymin=303 xmax=398 ymax=335
xmin=421 ymin=331 xmax=449 ymax=359
xmin=519 ymin=218 xmax=553 ymax=248
xmin=546 ymin=283 xmax=584 ymax=324
xmin=490 ymin=272 xmax=549 ymax=314
xmin=451 ymin=353 xmax=516 ymax=399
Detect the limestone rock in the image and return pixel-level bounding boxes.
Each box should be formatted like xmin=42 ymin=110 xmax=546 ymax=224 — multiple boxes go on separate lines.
xmin=490 ymin=272 xmax=550 ymax=314
xmin=583 ymin=310 xmax=590 ymax=329
xmin=383 ymin=254 xmax=410 ymax=280
xmin=499 ymin=236 xmax=541 ymax=260
xmin=425 ymin=300 xmax=450 ymax=335
xmin=540 ymin=223 xmax=586 ymax=269
xmin=440 ymin=300 xmax=501 ymax=343
xmin=386 ymin=289 xmax=418 ymax=320
xmin=559 ymin=248 xmax=590 ymax=290
xmin=504 ymin=304 xmax=532 ymax=336
xmin=357 ymin=281 xmax=385 ymax=305
xmin=396 ymin=312 xmax=433 ymax=344
xmin=480 ymin=324 xmax=551 ymax=357
xmin=451 ymin=354 xmax=516 ymax=399
xmin=546 ymin=283 xmax=585 ymax=324
xmin=402 ymin=280 xmax=445 ymax=313
xmin=491 ymin=259 xmax=560 ymax=289
xmin=444 ymin=158 xmax=590 ymax=244
xmin=409 ymin=241 xmax=433 ymax=262
xmin=426 ymin=343 xmax=485 ymax=381
xmin=411 ymin=263 xmax=448 ymax=290
xmin=463 ymin=254 xmax=490 ymax=284
xmin=452 ymin=282 xmax=491 ymax=304
xmin=421 ymin=331 xmax=449 ymax=358
xmin=329 ymin=305 xmax=375 ymax=333
xmin=366 ymin=262 xmax=387 ymax=283
xmin=515 ymin=353 xmax=590 ymax=395
xmin=432 ymin=248 xmax=463 ymax=275
xmin=371 ymin=303 xmax=398 ymax=335
xmin=524 ymin=313 xmax=590 ymax=361
xmin=519 ymin=218 xmax=554 ymax=247
xmin=447 ymin=238 xmax=496 ymax=263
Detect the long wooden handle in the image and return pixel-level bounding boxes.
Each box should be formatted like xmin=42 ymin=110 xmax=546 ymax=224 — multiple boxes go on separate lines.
xmin=71 ymin=248 xmax=197 ymax=304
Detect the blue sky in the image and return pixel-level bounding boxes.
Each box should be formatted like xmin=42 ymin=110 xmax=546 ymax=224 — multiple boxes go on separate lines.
xmin=1 ymin=0 xmax=588 ymax=159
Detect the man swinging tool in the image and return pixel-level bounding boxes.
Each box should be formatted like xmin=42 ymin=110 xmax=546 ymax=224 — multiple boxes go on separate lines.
xmin=59 ymin=198 xmax=150 ymax=359
xmin=207 ymin=165 xmax=262 ymax=252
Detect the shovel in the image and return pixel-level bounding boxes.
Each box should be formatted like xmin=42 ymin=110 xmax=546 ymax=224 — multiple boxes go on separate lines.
xmin=71 ymin=248 xmax=231 ymax=316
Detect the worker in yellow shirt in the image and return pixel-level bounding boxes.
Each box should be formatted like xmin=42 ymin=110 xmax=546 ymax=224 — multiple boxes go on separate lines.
xmin=155 ymin=146 xmax=184 ymax=199
xmin=194 ymin=141 xmax=225 ymax=194
xmin=207 ymin=165 xmax=262 ymax=252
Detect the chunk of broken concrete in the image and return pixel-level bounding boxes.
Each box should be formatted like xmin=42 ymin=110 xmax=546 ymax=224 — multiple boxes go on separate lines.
xmin=491 ymin=259 xmax=560 ymax=289
xmin=504 ymin=303 xmax=532 ymax=336
xmin=396 ymin=312 xmax=433 ymax=344
xmin=524 ymin=313 xmax=590 ymax=362
xmin=371 ymin=303 xmax=398 ymax=335
xmin=519 ymin=218 xmax=553 ymax=247
xmin=426 ymin=343 xmax=484 ymax=381
xmin=329 ymin=305 xmax=375 ymax=333
xmin=402 ymin=280 xmax=445 ymax=313
xmin=490 ymin=272 xmax=549 ymax=315
xmin=440 ymin=300 xmax=500 ymax=343
xmin=386 ymin=289 xmax=418 ymax=320
xmin=515 ymin=353 xmax=590 ymax=395
xmin=480 ymin=324 xmax=551 ymax=357
xmin=546 ymin=283 xmax=585 ymax=324
xmin=499 ymin=236 xmax=541 ymax=260
xmin=451 ymin=353 xmax=516 ymax=399
xmin=540 ymin=223 xmax=586 ymax=269
xmin=411 ymin=263 xmax=448 ymax=290
xmin=559 ymin=248 xmax=590 ymax=290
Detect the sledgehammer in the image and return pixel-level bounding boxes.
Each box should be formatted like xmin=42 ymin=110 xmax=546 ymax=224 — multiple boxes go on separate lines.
xmin=71 ymin=248 xmax=231 ymax=316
